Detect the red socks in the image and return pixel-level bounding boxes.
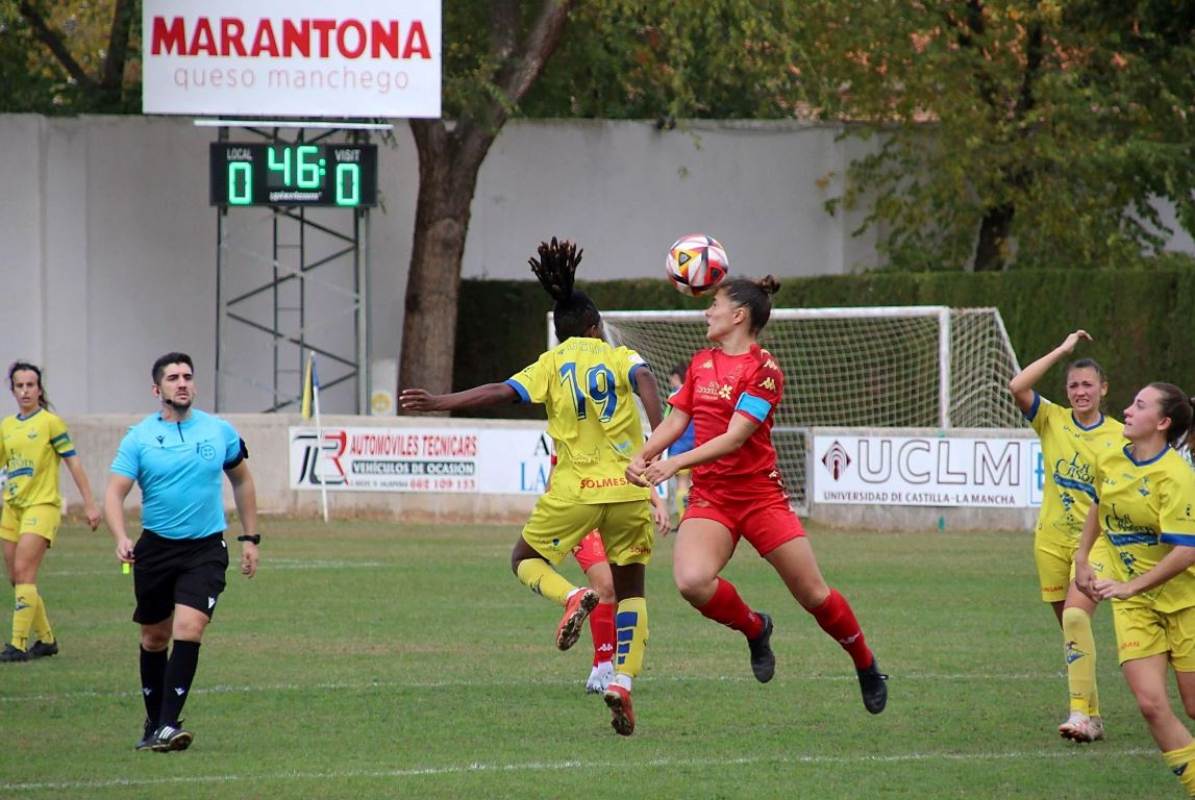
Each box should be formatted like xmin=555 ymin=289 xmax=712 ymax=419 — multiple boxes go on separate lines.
xmin=589 ymin=602 xmax=616 ymax=665
xmin=696 ymin=577 xmax=765 ymax=640
xmin=811 ymin=588 xmax=873 ymax=669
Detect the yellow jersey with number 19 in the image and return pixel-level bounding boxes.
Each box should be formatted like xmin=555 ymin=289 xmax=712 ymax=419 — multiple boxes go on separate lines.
xmin=1093 ymin=444 xmax=1195 ymax=613
xmin=1026 ymin=393 xmax=1124 ymax=541
xmin=0 ymin=408 xmax=76 ymax=509
xmin=506 ymin=337 xmax=650 ymax=505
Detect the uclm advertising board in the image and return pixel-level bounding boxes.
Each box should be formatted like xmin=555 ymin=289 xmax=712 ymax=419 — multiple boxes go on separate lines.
xmin=142 ymin=0 xmax=441 ymax=117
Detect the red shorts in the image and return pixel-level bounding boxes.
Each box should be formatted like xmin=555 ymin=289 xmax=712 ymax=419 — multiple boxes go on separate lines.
xmin=571 ymin=530 xmax=608 ymax=572
xmin=682 ymin=485 xmax=805 ymax=556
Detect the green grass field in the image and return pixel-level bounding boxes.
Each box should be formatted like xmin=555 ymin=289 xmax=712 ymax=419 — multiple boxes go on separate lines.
xmin=0 ymin=520 xmax=1183 ymax=799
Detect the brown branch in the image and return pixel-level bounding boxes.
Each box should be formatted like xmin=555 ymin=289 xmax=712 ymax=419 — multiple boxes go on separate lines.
xmin=100 ymin=0 xmax=135 ymax=93
xmin=17 ymin=0 xmax=95 ymax=90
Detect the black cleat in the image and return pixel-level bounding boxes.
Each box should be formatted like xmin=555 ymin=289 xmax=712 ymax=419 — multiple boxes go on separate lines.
xmin=28 ymin=639 xmax=59 ymax=659
xmin=857 ymin=659 xmax=889 ymax=714
xmin=135 ymin=719 xmax=156 ymax=751
xmin=747 ymin=613 xmax=775 ymax=683
xmin=149 ymin=722 xmax=194 ymax=752
xmin=0 ymin=643 xmax=29 ymax=663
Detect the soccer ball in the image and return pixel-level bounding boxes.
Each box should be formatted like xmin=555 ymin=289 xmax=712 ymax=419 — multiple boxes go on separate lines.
xmin=666 ymin=234 xmax=729 ymax=296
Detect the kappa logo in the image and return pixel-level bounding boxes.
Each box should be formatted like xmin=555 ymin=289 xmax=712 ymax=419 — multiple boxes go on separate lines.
xmin=821 ymin=441 xmax=851 ymax=481
xmin=763 ymin=358 xmax=778 ymax=370
xmin=759 ymin=377 xmax=776 ymax=392
xmin=701 ymin=359 xmax=713 ymax=369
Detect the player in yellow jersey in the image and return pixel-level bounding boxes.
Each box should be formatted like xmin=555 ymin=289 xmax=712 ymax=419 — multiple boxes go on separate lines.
xmin=1075 ymin=382 xmax=1195 ymax=798
xmin=1009 ymin=330 xmax=1123 ymax=742
xmin=0 ymin=362 xmax=100 ymax=662
xmin=400 ymin=238 xmax=664 ymax=735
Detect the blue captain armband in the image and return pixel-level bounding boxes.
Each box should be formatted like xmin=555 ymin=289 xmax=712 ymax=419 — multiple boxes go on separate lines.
xmin=734 ymin=392 xmax=772 ymax=423
xmin=1161 ymin=532 xmax=1195 ymax=547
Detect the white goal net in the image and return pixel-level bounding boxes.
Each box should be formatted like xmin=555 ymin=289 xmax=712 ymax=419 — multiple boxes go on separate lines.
xmin=572 ymin=306 xmax=1023 ymax=511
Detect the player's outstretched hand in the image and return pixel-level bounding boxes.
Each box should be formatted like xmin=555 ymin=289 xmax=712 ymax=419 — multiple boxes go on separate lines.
xmin=399 ymin=388 xmax=442 ymax=412
xmin=1060 ymin=329 xmax=1092 ymax=354
xmin=241 ymin=542 xmax=259 ymax=578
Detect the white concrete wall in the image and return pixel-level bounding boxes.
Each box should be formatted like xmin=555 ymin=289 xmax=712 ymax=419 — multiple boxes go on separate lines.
xmin=0 ymin=114 xmax=878 ymax=416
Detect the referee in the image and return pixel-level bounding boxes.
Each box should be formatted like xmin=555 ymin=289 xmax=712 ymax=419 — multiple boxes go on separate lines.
xmin=103 ymin=352 xmax=260 ymax=752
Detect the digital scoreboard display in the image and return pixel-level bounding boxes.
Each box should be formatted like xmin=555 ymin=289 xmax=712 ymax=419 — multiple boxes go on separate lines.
xmin=210 ymin=143 xmax=378 ymax=207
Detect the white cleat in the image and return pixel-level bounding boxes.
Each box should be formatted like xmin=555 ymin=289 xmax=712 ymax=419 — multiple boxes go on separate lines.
xmin=586 ymin=661 xmax=614 ymax=694
xmin=1059 ymin=711 xmax=1104 ymax=743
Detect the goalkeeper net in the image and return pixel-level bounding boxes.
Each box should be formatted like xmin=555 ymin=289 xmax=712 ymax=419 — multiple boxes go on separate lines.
xmin=572 ymin=307 xmax=1023 ymax=511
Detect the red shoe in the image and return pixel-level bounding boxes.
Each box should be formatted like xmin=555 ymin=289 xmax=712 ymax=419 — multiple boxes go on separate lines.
xmin=603 ymin=683 xmax=635 ymax=736
xmin=555 ymin=589 xmax=598 ymax=651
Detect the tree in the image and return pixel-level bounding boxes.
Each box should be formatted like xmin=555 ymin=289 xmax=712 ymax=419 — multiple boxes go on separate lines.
xmin=4 ymin=0 xmax=139 ymax=113
xmin=801 ymin=0 xmax=1195 ymax=271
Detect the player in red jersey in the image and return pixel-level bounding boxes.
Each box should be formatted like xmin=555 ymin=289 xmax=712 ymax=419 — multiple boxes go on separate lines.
xmin=627 ymin=276 xmax=888 ymax=713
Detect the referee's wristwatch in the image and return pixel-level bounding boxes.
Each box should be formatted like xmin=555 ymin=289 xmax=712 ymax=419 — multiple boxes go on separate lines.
xmin=236 ymin=534 xmax=261 ymax=544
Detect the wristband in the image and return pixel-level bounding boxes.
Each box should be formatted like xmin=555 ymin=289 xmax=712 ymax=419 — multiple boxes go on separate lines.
xmin=236 ymin=534 xmax=261 ymax=544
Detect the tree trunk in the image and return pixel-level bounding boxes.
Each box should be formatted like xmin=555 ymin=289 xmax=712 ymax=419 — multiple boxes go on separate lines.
xmin=973 ymin=203 xmax=1014 ymax=271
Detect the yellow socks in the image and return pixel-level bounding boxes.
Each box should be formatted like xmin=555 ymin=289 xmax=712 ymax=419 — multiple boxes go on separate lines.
xmin=12 ymin=583 xmax=39 ymax=652
xmin=515 ymin=558 xmax=576 ymax=606
xmin=1062 ymin=606 xmax=1098 ymax=716
xmin=614 ymin=597 xmax=648 ymax=678
xmin=32 ymin=592 xmax=53 ymax=646
xmin=1163 ymin=741 xmax=1195 ymax=797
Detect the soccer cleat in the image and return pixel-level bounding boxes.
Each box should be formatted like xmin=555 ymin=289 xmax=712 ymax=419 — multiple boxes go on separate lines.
xmin=857 ymin=659 xmax=889 ymax=714
xmin=603 ymin=683 xmax=636 ymax=736
xmin=746 ymin=613 xmax=775 ymax=683
xmin=135 ymin=719 xmax=157 ymax=751
xmin=149 ymin=722 xmax=194 ymax=752
xmin=1059 ymin=711 xmax=1104 ymax=743
xmin=27 ymin=639 xmax=59 ymax=659
xmin=0 ymin=643 xmax=29 ymax=663
xmin=586 ymin=660 xmax=614 ymax=694
xmin=556 ymin=589 xmax=599 ymax=651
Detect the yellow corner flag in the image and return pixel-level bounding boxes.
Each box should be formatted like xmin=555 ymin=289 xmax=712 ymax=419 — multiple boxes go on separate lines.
xmin=301 ymin=353 xmax=319 ymax=418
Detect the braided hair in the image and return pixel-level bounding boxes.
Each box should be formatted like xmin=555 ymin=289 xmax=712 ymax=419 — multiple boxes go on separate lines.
xmin=529 ymin=238 xmax=601 ymax=341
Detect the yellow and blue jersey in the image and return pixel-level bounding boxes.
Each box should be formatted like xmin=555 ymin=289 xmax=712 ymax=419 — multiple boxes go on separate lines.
xmin=0 ymin=409 xmax=76 ymax=509
xmin=506 ymin=337 xmax=650 ymax=505
xmin=1025 ymin=392 xmax=1124 ymax=541
xmin=1093 ymin=444 xmax=1195 ymax=613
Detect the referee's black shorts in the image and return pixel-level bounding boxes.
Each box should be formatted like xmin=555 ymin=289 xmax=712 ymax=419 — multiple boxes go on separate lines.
xmin=132 ymin=530 xmax=229 ymax=624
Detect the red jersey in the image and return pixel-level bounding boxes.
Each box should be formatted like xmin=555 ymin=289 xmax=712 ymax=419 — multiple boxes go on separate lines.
xmin=669 ymin=345 xmax=787 ymax=498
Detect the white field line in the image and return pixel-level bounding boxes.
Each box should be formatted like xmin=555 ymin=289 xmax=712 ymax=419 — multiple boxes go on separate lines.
xmin=0 ymin=670 xmax=1066 ymax=704
xmin=0 ymin=748 xmax=1160 ymax=794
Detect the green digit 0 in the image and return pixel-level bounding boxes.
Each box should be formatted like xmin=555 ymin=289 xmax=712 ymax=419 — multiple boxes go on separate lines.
xmin=228 ymin=162 xmax=252 ymax=205
xmin=335 ymin=163 xmax=360 ymax=206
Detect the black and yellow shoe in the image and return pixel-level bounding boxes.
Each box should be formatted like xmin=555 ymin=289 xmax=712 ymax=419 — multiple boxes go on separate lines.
xmin=0 ymin=643 xmax=29 ymax=663
xmin=747 ymin=613 xmax=775 ymax=683
xmin=28 ymin=639 xmax=59 ymax=659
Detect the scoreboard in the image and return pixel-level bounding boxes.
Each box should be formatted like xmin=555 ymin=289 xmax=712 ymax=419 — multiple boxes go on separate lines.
xmin=210 ymin=143 xmax=378 ymax=207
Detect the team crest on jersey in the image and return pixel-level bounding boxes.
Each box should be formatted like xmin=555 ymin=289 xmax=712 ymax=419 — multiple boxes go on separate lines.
xmin=718 ymin=385 xmax=733 ymax=400
xmin=759 ymin=377 xmax=776 ymax=391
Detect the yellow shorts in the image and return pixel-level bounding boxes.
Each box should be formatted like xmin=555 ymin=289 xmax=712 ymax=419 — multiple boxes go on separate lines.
xmin=1034 ymin=530 xmax=1111 ymax=603
xmin=1111 ymin=602 xmax=1195 ymax=670
xmin=0 ymin=503 xmax=62 ymax=546
xmin=522 ymin=494 xmax=653 ymax=567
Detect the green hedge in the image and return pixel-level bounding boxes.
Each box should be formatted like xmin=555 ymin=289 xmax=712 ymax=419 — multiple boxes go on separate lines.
xmin=455 ymin=269 xmax=1195 ymax=420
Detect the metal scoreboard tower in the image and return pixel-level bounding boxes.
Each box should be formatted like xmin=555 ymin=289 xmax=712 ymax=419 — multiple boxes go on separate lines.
xmin=202 ymin=119 xmax=390 ymax=414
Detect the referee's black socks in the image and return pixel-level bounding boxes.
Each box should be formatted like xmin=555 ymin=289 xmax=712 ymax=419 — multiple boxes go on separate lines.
xmin=140 ymin=646 xmax=168 ymax=724
xmin=159 ymin=640 xmax=201 ymax=725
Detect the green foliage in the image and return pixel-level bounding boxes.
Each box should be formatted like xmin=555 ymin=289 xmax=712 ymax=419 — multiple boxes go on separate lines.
xmin=799 ymin=0 xmax=1195 ymax=271
xmin=456 ymin=263 xmax=1195 ymax=418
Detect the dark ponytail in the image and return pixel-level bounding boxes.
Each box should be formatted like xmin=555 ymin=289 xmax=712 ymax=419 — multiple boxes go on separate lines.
xmin=721 ymin=275 xmax=781 ymax=334
xmin=1149 ymin=382 xmax=1195 ymax=451
xmin=529 ymin=237 xmax=601 ymax=342
xmin=7 ymin=361 xmax=50 ymax=409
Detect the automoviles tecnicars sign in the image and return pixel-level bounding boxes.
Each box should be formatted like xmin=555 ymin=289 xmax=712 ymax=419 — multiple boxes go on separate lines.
xmin=142 ymin=0 xmax=442 ymax=117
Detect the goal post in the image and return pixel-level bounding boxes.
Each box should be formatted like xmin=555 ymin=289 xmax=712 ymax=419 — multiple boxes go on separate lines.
xmin=551 ymin=306 xmax=1024 ymax=511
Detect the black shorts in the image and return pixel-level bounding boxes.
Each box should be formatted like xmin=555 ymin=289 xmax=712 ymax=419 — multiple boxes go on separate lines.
xmin=132 ymin=530 xmax=229 ymax=625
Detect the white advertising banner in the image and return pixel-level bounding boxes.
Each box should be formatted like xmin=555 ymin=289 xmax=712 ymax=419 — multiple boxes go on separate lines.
xmin=143 ymin=0 xmax=442 ymax=117
xmin=812 ymin=434 xmax=1044 ymax=508
xmin=289 ymin=426 xmax=551 ymax=494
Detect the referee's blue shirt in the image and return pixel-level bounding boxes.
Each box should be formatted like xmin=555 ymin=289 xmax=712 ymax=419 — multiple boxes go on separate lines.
xmin=111 ymin=410 xmax=244 ymax=540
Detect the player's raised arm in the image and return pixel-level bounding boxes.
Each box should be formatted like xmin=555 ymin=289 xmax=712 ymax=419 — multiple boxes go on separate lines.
xmin=400 ymin=382 xmax=520 ymax=413
xmin=1008 ymin=329 xmax=1091 ymax=413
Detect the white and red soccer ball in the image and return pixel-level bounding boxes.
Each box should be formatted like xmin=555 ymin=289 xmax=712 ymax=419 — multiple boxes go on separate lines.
xmin=665 ymin=233 xmax=729 ymax=296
